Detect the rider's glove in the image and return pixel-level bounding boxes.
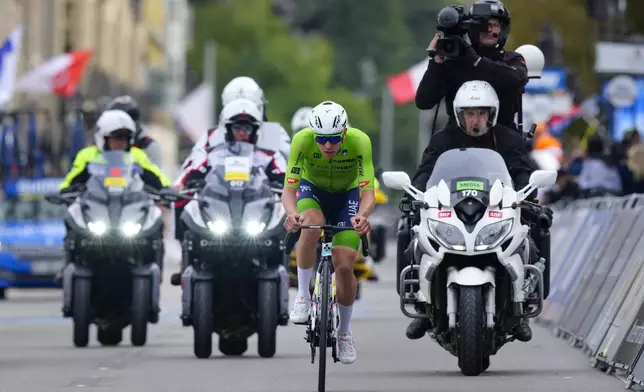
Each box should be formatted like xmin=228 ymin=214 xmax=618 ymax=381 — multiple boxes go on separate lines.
xmin=453 ymin=37 xmax=480 ymax=66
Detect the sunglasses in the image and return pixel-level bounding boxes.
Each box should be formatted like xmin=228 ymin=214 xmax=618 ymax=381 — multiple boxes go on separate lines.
xmin=231 ymin=123 xmax=254 ymax=133
xmin=315 ymin=134 xmax=343 ymax=145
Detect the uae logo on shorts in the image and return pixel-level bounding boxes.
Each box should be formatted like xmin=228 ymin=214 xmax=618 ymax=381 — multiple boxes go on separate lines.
xmin=342 ymin=149 xmax=348 ymax=156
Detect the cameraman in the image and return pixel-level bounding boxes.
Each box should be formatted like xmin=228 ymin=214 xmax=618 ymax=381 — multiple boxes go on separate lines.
xmin=416 ymin=0 xmax=527 ymax=131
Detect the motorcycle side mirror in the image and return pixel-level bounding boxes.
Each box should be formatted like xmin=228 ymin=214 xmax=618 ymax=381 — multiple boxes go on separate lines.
xmin=382 ymin=171 xmax=424 ymax=200
xmin=45 ymin=194 xmax=64 ymax=205
xmin=144 ymin=185 xmax=159 ymax=195
xmin=516 ymin=170 xmax=558 ymax=202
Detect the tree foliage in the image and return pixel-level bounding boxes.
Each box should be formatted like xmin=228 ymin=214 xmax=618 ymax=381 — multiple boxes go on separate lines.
xmin=625 ymin=0 xmax=644 ymax=35
xmin=503 ymin=0 xmax=597 ymax=96
xmin=187 ymin=0 xmax=376 ymax=134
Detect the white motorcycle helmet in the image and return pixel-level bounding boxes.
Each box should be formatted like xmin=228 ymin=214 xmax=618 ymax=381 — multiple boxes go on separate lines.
xmin=531 ymin=149 xmax=561 ymax=171
xmin=291 ymin=106 xmax=313 ymax=134
xmin=94 ymin=110 xmax=136 ymax=151
xmin=308 ymin=101 xmax=348 ymax=135
xmin=453 ymin=80 xmax=500 ymax=137
xmin=219 ymin=98 xmax=263 ymax=144
xmin=221 ymin=76 xmax=266 ymax=114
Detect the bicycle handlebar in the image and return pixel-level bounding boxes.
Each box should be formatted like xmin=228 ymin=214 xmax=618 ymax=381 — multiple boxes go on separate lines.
xmin=283 ymin=225 xmax=369 ymax=258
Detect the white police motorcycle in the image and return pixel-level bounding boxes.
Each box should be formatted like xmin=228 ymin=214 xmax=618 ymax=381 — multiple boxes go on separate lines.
xmin=383 ymin=148 xmax=557 ymax=376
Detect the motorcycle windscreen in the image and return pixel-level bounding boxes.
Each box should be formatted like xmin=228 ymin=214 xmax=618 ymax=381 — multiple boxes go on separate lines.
xmin=201 ymin=143 xmax=272 ymax=230
xmin=425 ymin=148 xmax=514 ymax=191
xmin=426 ymin=148 xmax=513 ymax=231
xmin=83 ymin=151 xmax=148 ymax=229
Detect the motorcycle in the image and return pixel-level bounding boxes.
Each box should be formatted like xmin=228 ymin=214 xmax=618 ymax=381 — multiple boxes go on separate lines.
xmin=46 ymin=151 xmax=182 ymax=348
xmin=178 ymin=142 xmax=290 ymax=359
xmin=383 ymin=148 xmax=556 ymax=376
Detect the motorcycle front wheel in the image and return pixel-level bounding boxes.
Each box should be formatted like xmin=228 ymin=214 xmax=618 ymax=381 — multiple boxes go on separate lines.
xmin=193 ymin=280 xmax=214 ymax=359
xmin=73 ymin=278 xmax=92 ymax=348
xmin=130 ymin=276 xmax=151 ymax=347
xmin=457 ymin=285 xmax=485 ymax=376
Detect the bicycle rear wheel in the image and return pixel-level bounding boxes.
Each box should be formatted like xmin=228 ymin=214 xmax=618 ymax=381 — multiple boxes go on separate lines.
xmin=317 ymin=259 xmax=331 ymax=392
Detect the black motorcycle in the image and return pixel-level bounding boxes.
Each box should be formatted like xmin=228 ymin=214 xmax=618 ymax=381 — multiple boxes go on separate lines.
xmin=177 ymin=142 xmax=289 ymax=359
xmin=47 ymin=151 xmax=185 ymax=347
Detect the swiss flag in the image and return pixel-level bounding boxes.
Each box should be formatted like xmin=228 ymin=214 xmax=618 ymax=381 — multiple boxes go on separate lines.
xmin=15 ymin=50 xmax=93 ymax=97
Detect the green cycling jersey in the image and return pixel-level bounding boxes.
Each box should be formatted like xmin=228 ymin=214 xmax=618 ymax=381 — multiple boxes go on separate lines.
xmin=284 ymin=127 xmax=375 ymax=192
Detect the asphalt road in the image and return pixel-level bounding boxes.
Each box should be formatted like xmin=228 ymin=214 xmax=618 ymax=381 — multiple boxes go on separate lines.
xmin=0 ymin=244 xmax=628 ymax=392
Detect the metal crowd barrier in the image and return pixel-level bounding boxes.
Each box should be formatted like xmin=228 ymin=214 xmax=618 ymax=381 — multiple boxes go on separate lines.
xmin=539 ymin=194 xmax=644 ymax=389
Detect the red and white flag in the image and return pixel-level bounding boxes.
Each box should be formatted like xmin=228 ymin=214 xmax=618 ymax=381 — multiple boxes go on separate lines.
xmin=386 ymin=59 xmax=428 ymax=106
xmin=15 ymin=50 xmax=93 ymax=97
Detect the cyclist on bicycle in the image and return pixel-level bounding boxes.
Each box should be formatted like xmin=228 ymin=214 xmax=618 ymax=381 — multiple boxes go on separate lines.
xmin=282 ymin=100 xmax=376 ymax=365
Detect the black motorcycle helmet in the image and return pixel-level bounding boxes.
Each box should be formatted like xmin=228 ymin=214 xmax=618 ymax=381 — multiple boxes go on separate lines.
xmin=105 ymin=95 xmax=140 ymax=123
xmin=468 ymin=0 xmax=511 ymax=49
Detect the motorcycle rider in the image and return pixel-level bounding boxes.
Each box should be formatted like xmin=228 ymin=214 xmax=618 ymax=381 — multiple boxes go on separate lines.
xmin=416 ymin=0 xmax=527 ymax=130
xmin=104 ymin=96 xmax=164 ymax=167
xmin=180 ymin=77 xmax=291 ymax=171
xmin=54 ymin=110 xmax=172 ymax=283
xmin=175 ymin=77 xmax=290 ymax=242
xmin=170 ymin=98 xmax=287 ymax=284
xmin=404 ymin=80 xmax=542 ymax=342
xmin=290 ymin=106 xmax=313 ymax=135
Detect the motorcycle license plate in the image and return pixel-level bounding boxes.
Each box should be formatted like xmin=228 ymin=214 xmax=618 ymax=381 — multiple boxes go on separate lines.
xmin=104 ymin=176 xmax=127 ymax=188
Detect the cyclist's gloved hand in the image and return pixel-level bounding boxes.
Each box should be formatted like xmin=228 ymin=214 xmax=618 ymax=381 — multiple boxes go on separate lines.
xmin=284 ymin=213 xmax=301 ymax=232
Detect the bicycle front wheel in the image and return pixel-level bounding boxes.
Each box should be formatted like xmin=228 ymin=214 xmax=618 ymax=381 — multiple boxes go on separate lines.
xmin=317 ymin=260 xmax=331 ymax=392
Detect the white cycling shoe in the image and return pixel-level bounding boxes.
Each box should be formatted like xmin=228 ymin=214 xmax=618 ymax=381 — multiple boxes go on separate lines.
xmin=289 ymin=296 xmax=311 ymax=325
xmin=338 ymin=332 xmax=357 ymax=364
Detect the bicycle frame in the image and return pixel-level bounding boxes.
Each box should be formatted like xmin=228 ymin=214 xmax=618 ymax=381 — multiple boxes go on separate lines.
xmin=283 ymin=224 xmax=368 ymax=392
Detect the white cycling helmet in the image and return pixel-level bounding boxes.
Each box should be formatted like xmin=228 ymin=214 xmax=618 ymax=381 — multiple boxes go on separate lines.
xmin=291 ymin=106 xmax=313 ymax=134
xmin=94 ymin=110 xmax=136 ymax=151
xmin=221 ymin=76 xmax=265 ymax=114
xmin=219 ymin=98 xmax=263 ymax=143
xmin=453 ymin=80 xmax=500 ymax=137
xmin=308 ymin=101 xmax=348 ymax=135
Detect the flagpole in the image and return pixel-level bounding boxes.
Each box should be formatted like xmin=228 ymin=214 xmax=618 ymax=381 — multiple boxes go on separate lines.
xmin=203 ymin=40 xmax=217 ymax=124
xmin=379 ymin=86 xmax=394 ymax=171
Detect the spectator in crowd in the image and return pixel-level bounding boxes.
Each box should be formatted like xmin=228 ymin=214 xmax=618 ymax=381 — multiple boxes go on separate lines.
xmin=625 ymin=143 xmax=644 ymax=194
xmin=577 ymin=134 xmax=623 ymax=198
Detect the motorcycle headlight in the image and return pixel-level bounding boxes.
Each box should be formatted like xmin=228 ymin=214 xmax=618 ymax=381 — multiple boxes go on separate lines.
xmin=87 ymin=221 xmax=107 ymax=236
xmin=474 ymin=219 xmax=513 ymax=251
xmin=427 ymin=219 xmax=466 ymax=251
xmin=121 ymin=221 xmax=142 ymax=236
xmin=207 ymin=220 xmax=228 ymax=235
xmin=245 ymin=220 xmax=266 ymax=236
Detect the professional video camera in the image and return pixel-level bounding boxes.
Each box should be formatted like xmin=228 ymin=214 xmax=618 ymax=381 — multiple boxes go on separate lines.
xmin=434 ymin=3 xmax=492 ymax=58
